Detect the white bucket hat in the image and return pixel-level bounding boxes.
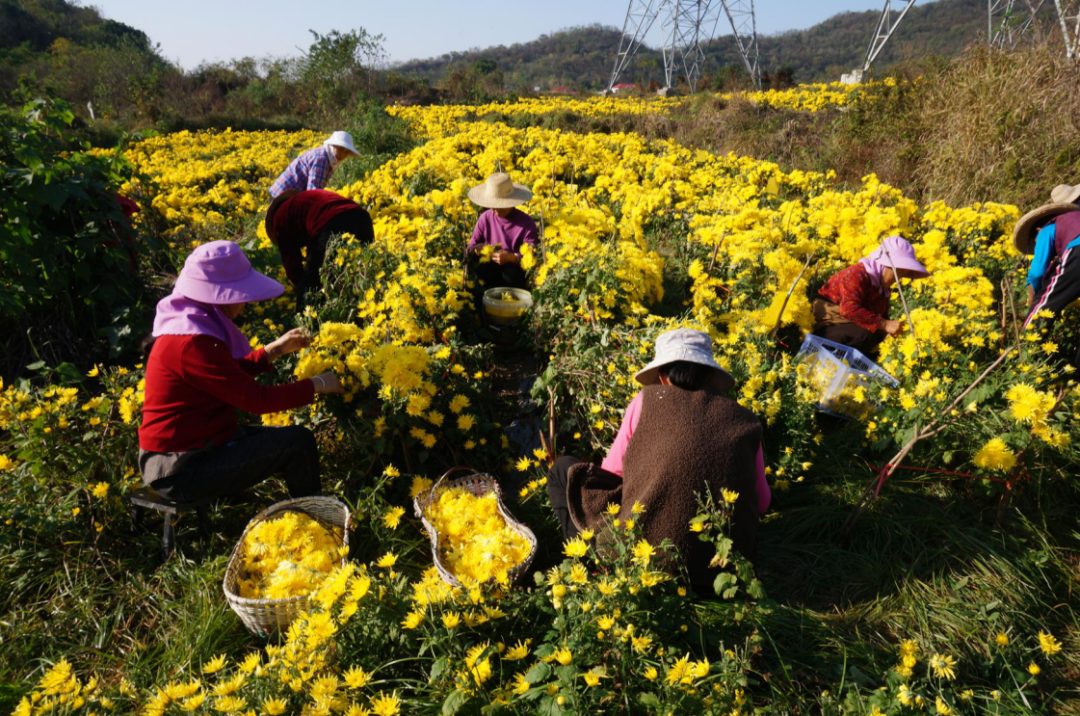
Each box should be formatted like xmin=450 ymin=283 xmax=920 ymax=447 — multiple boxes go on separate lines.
xmin=634 ymin=328 xmax=735 ymax=392
xmin=468 ymin=172 xmax=533 ymax=209
xmin=324 ymin=131 xmax=360 ymax=158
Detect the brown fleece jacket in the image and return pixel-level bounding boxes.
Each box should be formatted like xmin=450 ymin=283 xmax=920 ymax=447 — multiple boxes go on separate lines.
xmin=567 ymin=384 xmax=761 ymax=585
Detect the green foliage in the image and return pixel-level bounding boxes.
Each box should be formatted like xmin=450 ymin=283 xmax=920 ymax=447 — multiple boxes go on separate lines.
xmin=0 ymin=94 xmax=151 ymax=370
xmin=302 ymin=28 xmax=386 ymax=109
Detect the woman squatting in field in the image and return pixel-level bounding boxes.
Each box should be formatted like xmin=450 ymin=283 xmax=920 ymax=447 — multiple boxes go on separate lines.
xmin=138 ymin=241 xmax=344 ymax=504
xmin=546 ymin=328 xmax=771 ymax=591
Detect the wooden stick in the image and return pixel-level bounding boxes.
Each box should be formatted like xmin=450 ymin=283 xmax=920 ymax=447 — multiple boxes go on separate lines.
xmin=548 ymin=386 xmax=557 ymax=458
xmin=768 ymin=251 xmax=815 ymax=340
xmin=1004 ymin=275 xmax=1022 ymax=347
xmin=843 ymin=344 xmax=1019 ymax=532
xmin=706 ymin=230 xmax=727 ymax=276
xmin=882 ymin=244 xmax=920 ymax=358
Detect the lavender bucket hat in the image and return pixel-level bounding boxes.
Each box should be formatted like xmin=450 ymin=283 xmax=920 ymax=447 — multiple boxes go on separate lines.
xmin=174 ymin=240 xmax=284 ymax=305
xmin=634 ymin=328 xmax=735 ymax=392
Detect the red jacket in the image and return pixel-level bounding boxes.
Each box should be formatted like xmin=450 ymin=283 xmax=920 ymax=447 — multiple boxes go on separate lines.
xmin=817 ymin=263 xmax=890 ymax=333
xmin=271 ymin=189 xmax=371 ymax=284
xmin=139 ymin=335 xmax=314 ymax=453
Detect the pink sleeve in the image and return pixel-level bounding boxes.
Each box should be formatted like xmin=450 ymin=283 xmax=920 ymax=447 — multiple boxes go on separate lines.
xmin=600 ymin=392 xmax=644 ymax=477
xmin=755 ymin=444 xmax=770 ymax=514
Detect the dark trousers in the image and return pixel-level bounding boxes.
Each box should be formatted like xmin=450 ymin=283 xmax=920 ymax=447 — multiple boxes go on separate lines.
xmin=470 ymin=257 xmax=528 ymax=312
xmin=547 ymin=456 xmax=582 ymax=539
xmin=150 ymin=426 xmax=321 ymax=504
xmin=814 ymin=322 xmax=882 ymax=357
xmin=1024 ymin=248 xmax=1080 ymax=363
xmin=299 ymin=210 xmax=375 ymax=298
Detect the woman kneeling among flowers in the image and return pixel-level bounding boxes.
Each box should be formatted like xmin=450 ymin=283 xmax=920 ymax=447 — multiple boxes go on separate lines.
xmin=547 ymin=329 xmax=770 ymax=586
xmin=813 ymin=235 xmax=930 ymax=356
xmin=139 ymin=241 xmax=343 ymax=504
xmin=466 ymin=172 xmax=538 ymax=305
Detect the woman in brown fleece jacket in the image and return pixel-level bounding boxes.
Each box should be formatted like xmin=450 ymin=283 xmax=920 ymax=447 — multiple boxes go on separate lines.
xmin=547 ymin=328 xmax=768 ymax=589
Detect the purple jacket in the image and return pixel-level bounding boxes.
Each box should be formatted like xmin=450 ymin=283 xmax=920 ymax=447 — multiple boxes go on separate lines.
xmin=468 ymin=209 xmax=539 ymax=255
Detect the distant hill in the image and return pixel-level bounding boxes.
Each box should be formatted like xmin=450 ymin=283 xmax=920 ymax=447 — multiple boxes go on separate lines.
xmin=0 ymin=0 xmax=155 ymax=57
xmin=395 ymin=0 xmax=996 ymax=90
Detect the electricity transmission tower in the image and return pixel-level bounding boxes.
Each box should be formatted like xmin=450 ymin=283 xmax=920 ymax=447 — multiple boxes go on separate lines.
xmin=721 ymin=1 xmax=761 ymax=90
xmin=607 ymin=0 xmax=760 ymax=94
xmin=863 ymin=0 xmax=918 ymax=73
xmin=1054 ymin=0 xmax=1080 ymax=58
xmin=988 ymin=0 xmax=1045 ymax=48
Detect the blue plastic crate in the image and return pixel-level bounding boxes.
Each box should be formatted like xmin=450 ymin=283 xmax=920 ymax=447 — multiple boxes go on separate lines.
xmin=796 ymin=334 xmax=899 ymax=421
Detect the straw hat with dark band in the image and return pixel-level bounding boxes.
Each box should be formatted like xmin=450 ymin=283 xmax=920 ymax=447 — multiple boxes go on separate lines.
xmin=1050 ymin=184 xmax=1080 ymax=205
xmin=1012 ymin=202 xmax=1080 ymax=255
xmin=468 ymin=173 xmax=533 ymax=209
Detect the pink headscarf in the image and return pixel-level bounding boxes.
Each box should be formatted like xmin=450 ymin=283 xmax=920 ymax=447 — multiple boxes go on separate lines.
xmin=153 ymin=291 xmax=252 ymax=359
xmin=151 ymin=241 xmax=282 ymax=359
xmin=859 ymin=235 xmax=929 ymax=291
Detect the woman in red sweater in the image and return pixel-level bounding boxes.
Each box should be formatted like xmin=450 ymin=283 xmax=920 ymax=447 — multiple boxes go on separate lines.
xmin=812 ymin=235 xmax=930 ymax=356
xmin=139 ymin=240 xmax=343 ymax=503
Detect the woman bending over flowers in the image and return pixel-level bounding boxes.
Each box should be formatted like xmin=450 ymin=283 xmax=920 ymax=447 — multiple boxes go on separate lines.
xmin=547 ymin=329 xmax=770 ymax=588
xmin=813 ymin=235 xmax=930 ymax=356
xmin=139 ymin=241 xmax=343 ymax=504
xmin=1012 ymin=185 xmax=1080 ymax=364
xmin=465 ymin=172 xmax=538 ymax=306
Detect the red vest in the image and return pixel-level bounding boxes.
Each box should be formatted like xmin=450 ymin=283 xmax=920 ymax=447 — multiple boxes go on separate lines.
xmin=1052 ymin=211 xmax=1080 ymax=257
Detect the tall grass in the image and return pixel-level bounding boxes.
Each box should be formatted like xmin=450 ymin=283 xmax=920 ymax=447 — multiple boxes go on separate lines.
xmin=918 ymin=43 xmax=1080 ymax=208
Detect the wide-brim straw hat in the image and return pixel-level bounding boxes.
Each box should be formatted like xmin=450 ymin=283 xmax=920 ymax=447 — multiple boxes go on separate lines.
xmin=1012 ymin=203 xmax=1080 ymax=255
xmin=468 ymin=172 xmax=533 ymax=209
xmin=633 ymin=328 xmax=735 ymax=393
xmin=324 ymin=131 xmax=360 ymax=158
xmin=174 ymin=240 xmax=283 ymax=305
xmin=1050 ymin=183 xmax=1080 ymax=205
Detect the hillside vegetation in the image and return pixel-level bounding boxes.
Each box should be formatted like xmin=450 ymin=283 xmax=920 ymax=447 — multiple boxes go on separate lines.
xmin=397 ymin=0 xmax=1017 ymax=89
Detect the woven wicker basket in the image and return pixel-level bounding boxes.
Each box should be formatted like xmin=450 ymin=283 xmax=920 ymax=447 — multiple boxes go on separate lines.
xmin=223 ymin=496 xmax=351 ymax=637
xmin=413 ymin=467 xmax=537 ymax=588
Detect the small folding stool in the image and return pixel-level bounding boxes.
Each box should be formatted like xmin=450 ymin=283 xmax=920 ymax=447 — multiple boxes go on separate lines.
xmin=126 ymin=486 xmax=212 ymax=559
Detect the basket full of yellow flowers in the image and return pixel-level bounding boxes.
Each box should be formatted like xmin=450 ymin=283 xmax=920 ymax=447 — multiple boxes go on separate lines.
xmin=414 ymin=468 xmax=536 ymax=588
xmin=223 ymin=496 xmax=351 ymax=636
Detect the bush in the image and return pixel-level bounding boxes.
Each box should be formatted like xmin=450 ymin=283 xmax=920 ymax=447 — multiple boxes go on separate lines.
xmin=0 ymin=94 xmax=150 ymax=379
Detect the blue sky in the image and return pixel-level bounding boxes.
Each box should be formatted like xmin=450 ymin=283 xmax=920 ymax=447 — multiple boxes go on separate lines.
xmin=92 ymin=0 xmax=913 ymax=69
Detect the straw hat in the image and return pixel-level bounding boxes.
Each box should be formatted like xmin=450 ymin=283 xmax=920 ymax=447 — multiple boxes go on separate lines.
xmin=634 ymin=328 xmax=735 ymax=392
xmin=324 ymin=131 xmax=360 ymax=158
xmin=1011 ymin=202 xmax=1080 ymax=255
xmin=1050 ymin=183 xmax=1080 ymax=205
xmin=468 ymin=173 xmax=533 ymax=209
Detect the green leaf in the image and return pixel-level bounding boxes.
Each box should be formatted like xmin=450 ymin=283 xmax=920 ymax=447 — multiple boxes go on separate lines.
xmin=637 ymin=692 xmax=661 ymax=708
xmin=441 ymin=689 xmax=469 ymax=716
xmin=524 ymin=661 xmax=551 ymax=683
xmin=429 ymin=655 xmax=448 ymax=683
xmin=714 ymin=572 xmax=738 ymax=598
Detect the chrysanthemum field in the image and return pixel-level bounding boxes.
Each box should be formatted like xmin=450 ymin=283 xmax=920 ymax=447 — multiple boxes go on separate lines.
xmin=3 ymin=90 xmax=1079 ymax=716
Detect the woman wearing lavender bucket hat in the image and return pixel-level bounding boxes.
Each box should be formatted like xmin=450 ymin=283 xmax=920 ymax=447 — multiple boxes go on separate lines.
xmin=812 ymin=235 xmax=930 ymax=357
xmin=546 ymin=328 xmax=771 ymax=590
xmin=138 ymin=241 xmax=344 ymax=505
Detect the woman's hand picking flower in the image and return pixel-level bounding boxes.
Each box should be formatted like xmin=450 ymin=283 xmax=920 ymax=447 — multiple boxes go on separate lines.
xmin=266 ymin=328 xmax=310 ymax=361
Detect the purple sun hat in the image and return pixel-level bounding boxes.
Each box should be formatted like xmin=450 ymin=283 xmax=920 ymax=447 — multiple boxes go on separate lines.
xmin=174 ymin=240 xmax=283 ymax=305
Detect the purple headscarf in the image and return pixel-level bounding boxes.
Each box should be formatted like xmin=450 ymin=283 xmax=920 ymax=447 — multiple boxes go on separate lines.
xmin=859 ymin=235 xmax=930 ymax=291
xmin=152 ymin=290 xmax=252 ymax=359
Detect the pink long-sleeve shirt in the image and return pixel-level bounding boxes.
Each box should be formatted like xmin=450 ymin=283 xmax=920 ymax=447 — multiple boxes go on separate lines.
xmin=601 ymin=391 xmax=772 ymax=515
